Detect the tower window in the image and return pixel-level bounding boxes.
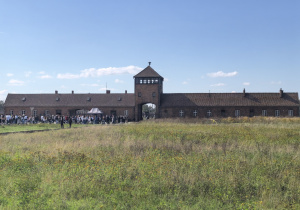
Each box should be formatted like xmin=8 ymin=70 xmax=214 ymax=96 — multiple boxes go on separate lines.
xmin=152 ymin=92 xmax=156 ymax=97
xmin=138 ymin=92 xmax=142 ymax=97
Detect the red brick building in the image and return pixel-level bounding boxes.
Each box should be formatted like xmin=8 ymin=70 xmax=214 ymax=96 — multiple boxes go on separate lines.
xmin=4 ymin=64 xmax=299 ymax=120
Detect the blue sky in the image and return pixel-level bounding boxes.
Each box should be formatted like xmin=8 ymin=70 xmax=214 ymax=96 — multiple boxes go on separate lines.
xmin=1 ymin=0 xmax=299 ymax=101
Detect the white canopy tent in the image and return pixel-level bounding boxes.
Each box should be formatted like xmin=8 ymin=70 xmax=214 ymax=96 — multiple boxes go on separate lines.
xmin=87 ymin=108 xmax=103 ymax=114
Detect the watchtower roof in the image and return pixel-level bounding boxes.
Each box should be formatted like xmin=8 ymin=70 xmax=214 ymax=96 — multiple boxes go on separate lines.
xmin=134 ymin=65 xmax=164 ymax=79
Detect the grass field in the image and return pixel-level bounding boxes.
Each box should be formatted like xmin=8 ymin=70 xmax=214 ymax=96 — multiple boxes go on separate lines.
xmin=0 ymin=117 xmax=299 ymax=209
xmin=0 ymin=123 xmax=92 ymax=134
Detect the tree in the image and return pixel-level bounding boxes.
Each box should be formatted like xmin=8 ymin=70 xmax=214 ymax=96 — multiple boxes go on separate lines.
xmin=0 ymin=100 xmax=4 ymax=114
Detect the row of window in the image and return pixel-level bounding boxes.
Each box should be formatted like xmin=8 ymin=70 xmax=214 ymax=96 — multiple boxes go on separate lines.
xmin=136 ymin=78 xmax=161 ymax=84
xmin=178 ymin=109 xmax=294 ymax=117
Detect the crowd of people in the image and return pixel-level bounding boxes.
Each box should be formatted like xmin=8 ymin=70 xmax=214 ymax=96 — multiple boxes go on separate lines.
xmin=0 ymin=114 xmax=129 ymax=126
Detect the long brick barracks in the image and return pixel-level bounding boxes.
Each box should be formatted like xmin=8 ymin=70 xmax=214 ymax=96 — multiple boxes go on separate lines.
xmin=4 ymin=64 xmax=299 ymax=121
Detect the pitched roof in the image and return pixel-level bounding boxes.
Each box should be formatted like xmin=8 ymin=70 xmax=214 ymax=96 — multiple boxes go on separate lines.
xmin=160 ymin=92 xmax=299 ymax=107
xmin=4 ymin=93 xmax=135 ymax=107
xmin=134 ymin=65 xmax=164 ymax=78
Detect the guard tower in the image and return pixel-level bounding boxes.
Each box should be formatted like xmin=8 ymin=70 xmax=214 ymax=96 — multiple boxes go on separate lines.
xmin=134 ymin=62 xmax=164 ymax=121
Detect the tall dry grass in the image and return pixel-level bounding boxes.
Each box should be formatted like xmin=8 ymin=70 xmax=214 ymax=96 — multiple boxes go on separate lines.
xmin=0 ymin=118 xmax=299 ymax=209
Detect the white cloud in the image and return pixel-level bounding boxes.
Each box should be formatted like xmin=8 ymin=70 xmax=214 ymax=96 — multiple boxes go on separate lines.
xmin=6 ymin=73 xmax=13 ymax=77
xmin=0 ymin=90 xmax=7 ymax=94
xmin=207 ymin=71 xmax=238 ymax=78
xmin=57 ymin=65 xmax=143 ymax=79
xmin=25 ymin=71 xmax=32 ymax=77
xmin=243 ymin=82 xmax=250 ymax=86
xmin=38 ymin=71 xmax=46 ymax=74
xmin=115 ymin=79 xmax=124 ymax=83
xmin=182 ymin=81 xmax=188 ymax=85
xmin=271 ymin=81 xmax=282 ymax=85
xmin=39 ymin=75 xmax=52 ymax=79
xmin=0 ymin=90 xmax=8 ymax=101
xmin=210 ymin=83 xmax=225 ymax=87
xmin=81 ymin=83 xmax=99 ymax=87
xmin=8 ymin=79 xmax=24 ymax=86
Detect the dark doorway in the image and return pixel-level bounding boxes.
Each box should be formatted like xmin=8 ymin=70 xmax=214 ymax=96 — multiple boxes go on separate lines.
xmin=221 ymin=110 xmax=226 ymax=117
xmin=69 ymin=109 xmax=77 ymax=116
xmin=110 ymin=110 xmax=116 ymax=117
xmin=249 ymin=109 xmax=254 ymax=117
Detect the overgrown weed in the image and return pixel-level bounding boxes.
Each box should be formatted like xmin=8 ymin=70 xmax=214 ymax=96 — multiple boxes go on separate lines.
xmin=0 ymin=117 xmax=299 ymax=209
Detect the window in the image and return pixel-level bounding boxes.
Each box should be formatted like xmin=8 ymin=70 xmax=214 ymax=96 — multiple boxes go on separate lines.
xmin=275 ymin=110 xmax=280 ymax=117
xmin=138 ymin=92 xmax=142 ymax=97
xmin=45 ymin=110 xmax=49 ymax=116
xmin=193 ymin=110 xmax=198 ymax=117
xmin=10 ymin=110 xmax=14 ymax=115
xmin=21 ymin=110 xmax=26 ymax=115
xmin=155 ymin=79 xmax=158 ymax=83
xmin=140 ymin=79 xmax=143 ymax=84
xmin=235 ymin=110 xmax=240 ymax=117
xmin=288 ymin=110 xmax=294 ymax=117
xmin=207 ymin=110 xmax=212 ymax=117
xmin=152 ymin=92 xmax=156 ymax=97
xmin=179 ymin=110 xmax=184 ymax=117
xmin=262 ymin=110 xmax=267 ymax=116
xmin=124 ymin=110 xmax=128 ymax=116
xmin=33 ymin=110 xmax=37 ymax=117
xmin=143 ymin=79 xmax=147 ymax=84
xmin=56 ymin=110 xmax=61 ymax=115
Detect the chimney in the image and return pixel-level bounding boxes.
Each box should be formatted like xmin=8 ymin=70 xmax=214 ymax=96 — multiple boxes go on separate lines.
xmin=243 ymin=88 xmax=246 ymax=97
xmin=125 ymin=90 xmax=127 ymax=94
xmin=55 ymin=90 xmax=58 ymax=94
xmin=280 ymin=88 xmax=283 ymax=98
xmin=72 ymin=90 xmax=74 ymax=94
xmin=148 ymin=61 xmax=151 ymax=66
xmin=106 ymin=90 xmax=110 ymax=94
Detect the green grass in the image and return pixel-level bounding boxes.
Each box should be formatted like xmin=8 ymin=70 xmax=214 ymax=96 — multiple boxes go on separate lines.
xmin=0 ymin=123 xmax=93 ymax=134
xmin=0 ymin=118 xmax=299 ymax=209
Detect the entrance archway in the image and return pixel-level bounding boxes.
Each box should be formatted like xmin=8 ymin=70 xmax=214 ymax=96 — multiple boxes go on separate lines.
xmin=142 ymin=103 xmax=156 ymax=120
